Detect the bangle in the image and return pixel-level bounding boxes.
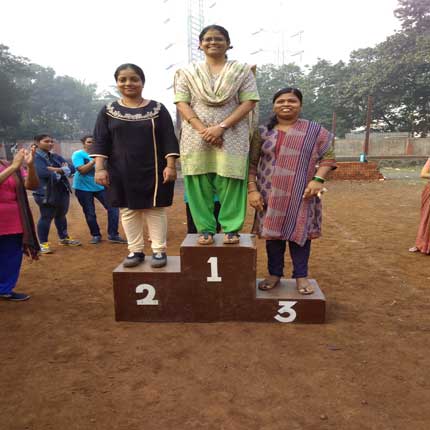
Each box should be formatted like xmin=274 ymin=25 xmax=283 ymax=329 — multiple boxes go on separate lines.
xmin=95 ymin=168 xmax=106 ymax=172
xmin=248 ymin=189 xmax=258 ymax=194
xmin=312 ymin=176 xmax=325 ymax=183
xmin=248 ymin=181 xmax=256 ymax=185
xmin=187 ymin=116 xmax=198 ymax=123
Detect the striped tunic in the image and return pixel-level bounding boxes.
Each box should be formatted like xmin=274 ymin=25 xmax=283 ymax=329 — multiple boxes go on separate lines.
xmin=250 ymin=120 xmax=336 ymax=245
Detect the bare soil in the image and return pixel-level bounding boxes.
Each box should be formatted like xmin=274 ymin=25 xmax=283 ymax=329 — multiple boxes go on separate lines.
xmin=1 ymin=178 xmax=429 ymax=430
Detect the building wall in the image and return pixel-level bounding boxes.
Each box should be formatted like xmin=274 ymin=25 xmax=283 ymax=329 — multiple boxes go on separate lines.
xmin=335 ymin=137 xmax=430 ymax=157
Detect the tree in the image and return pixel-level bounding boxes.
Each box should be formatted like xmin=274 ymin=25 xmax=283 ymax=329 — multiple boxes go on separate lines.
xmin=0 ymin=45 xmax=32 ymax=140
xmin=17 ymin=65 xmax=102 ymax=139
xmin=301 ymin=60 xmax=352 ymax=137
xmin=394 ymin=0 xmax=430 ymax=32
xmin=255 ymin=63 xmax=305 ymax=125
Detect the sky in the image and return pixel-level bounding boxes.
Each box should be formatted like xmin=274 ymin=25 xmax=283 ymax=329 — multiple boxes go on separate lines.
xmin=0 ymin=0 xmax=400 ymax=111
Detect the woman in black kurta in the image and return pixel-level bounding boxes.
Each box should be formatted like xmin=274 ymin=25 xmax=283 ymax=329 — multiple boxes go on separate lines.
xmin=93 ymin=100 xmax=178 ymax=208
xmin=92 ymin=64 xmax=179 ymax=268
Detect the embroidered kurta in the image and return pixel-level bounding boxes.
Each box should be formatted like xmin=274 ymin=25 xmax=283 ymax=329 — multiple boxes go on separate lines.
xmin=92 ymin=100 xmax=179 ymax=209
xmin=174 ymin=61 xmax=259 ymax=180
xmin=250 ymin=121 xmax=336 ymax=245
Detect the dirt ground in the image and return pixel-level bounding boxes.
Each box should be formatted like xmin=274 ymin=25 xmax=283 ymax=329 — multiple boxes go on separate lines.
xmin=1 ymin=177 xmax=430 ymax=430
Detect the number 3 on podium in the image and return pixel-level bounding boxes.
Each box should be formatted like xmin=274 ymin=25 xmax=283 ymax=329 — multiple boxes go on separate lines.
xmin=275 ymin=300 xmax=297 ymax=323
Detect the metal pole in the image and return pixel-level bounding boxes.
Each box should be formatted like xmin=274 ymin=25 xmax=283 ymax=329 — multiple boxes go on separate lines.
xmin=361 ymin=95 xmax=373 ymax=162
xmin=331 ymin=111 xmax=337 ymax=135
xmin=331 ymin=111 xmax=337 ymax=151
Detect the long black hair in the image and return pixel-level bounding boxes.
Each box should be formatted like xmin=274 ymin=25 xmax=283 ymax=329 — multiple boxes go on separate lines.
xmin=114 ymin=63 xmax=146 ymax=85
xmin=267 ymin=87 xmax=303 ymax=130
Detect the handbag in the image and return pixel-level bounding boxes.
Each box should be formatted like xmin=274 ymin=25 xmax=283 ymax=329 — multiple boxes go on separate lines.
xmin=42 ymin=174 xmax=58 ymax=206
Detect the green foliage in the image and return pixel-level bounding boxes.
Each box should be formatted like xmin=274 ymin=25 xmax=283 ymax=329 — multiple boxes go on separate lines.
xmin=394 ymin=0 xmax=430 ymax=32
xmin=256 ymin=63 xmax=305 ymax=125
xmin=0 ymin=45 xmax=109 ymax=142
xmin=256 ymin=0 xmax=430 ymax=137
xmin=1 ymin=0 xmax=429 ymax=141
xmin=0 ymin=45 xmax=32 ymax=138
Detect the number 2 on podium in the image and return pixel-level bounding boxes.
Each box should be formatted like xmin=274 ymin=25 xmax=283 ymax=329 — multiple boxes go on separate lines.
xmin=136 ymin=284 xmax=159 ymax=305
xmin=207 ymin=257 xmax=222 ymax=282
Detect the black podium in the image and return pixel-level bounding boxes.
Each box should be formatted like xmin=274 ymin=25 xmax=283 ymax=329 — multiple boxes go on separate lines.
xmin=113 ymin=234 xmax=325 ymax=323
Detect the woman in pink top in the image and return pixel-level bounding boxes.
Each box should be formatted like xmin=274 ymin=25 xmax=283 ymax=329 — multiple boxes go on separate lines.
xmin=0 ymin=146 xmax=39 ymax=301
xmin=409 ymin=158 xmax=430 ymax=254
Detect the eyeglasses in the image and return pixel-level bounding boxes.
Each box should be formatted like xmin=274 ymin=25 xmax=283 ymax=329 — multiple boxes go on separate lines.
xmin=201 ymin=36 xmax=226 ymax=43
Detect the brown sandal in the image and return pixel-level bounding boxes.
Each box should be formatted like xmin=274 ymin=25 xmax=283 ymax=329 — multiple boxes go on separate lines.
xmin=197 ymin=232 xmax=214 ymax=245
xmin=223 ymin=232 xmax=240 ymax=244
xmin=296 ymin=278 xmax=314 ymax=295
xmin=258 ymin=276 xmax=281 ymax=291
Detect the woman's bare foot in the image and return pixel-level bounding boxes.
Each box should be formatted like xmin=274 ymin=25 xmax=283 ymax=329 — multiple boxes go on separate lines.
xmin=296 ymin=277 xmax=314 ymax=295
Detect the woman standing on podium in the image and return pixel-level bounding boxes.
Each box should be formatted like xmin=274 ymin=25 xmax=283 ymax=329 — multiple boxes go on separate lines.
xmin=92 ymin=64 xmax=179 ymax=268
xmin=174 ymin=24 xmax=259 ymax=245
xmin=248 ymin=88 xmax=336 ymax=294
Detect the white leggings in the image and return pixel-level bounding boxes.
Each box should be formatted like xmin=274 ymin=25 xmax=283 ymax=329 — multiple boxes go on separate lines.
xmin=120 ymin=207 xmax=167 ymax=253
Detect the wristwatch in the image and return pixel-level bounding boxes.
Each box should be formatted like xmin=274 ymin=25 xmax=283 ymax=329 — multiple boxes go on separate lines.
xmin=219 ymin=122 xmax=228 ymax=130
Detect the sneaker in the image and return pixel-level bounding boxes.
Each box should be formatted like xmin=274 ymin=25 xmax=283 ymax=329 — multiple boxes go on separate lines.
xmin=108 ymin=235 xmax=127 ymax=244
xmin=151 ymin=252 xmax=167 ymax=268
xmin=89 ymin=235 xmax=102 ymax=244
xmin=0 ymin=292 xmax=31 ymax=301
xmin=123 ymin=252 xmax=145 ymax=268
xmin=59 ymin=236 xmax=81 ymax=246
xmin=40 ymin=242 xmax=53 ymax=254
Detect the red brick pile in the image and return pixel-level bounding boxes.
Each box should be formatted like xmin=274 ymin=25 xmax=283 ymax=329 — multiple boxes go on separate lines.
xmin=329 ymin=162 xmax=384 ymax=180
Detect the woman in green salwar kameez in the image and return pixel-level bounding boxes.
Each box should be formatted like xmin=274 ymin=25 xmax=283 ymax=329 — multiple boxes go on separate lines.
xmin=174 ymin=25 xmax=259 ymax=245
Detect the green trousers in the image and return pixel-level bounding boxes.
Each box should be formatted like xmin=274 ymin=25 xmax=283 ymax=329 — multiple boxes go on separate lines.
xmin=184 ymin=173 xmax=247 ymax=234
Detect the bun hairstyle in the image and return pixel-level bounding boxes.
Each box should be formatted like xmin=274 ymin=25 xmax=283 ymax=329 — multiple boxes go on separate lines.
xmin=114 ymin=63 xmax=146 ymax=85
xmin=267 ymin=87 xmax=304 ymax=130
xmin=199 ymin=24 xmax=233 ymax=50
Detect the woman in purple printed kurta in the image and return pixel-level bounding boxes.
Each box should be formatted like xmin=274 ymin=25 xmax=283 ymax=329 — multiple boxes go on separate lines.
xmin=248 ymin=88 xmax=336 ymax=294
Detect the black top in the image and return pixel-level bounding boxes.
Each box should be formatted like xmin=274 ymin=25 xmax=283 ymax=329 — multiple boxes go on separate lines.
xmin=92 ymin=100 xmax=179 ymax=209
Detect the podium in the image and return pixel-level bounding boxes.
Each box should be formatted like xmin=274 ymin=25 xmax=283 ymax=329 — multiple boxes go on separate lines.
xmin=113 ymin=234 xmax=326 ymax=323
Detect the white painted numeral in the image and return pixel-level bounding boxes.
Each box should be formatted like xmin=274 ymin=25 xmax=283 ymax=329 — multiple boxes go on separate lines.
xmin=207 ymin=256 xmax=222 ymax=282
xmin=136 ymin=284 xmax=159 ymax=305
xmin=274 ymin=300 xmax=297 ymax=323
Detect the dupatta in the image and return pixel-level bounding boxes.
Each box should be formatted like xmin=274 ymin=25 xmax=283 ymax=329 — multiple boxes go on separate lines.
xmin=174 ymin=60 xmax=252 ymax=106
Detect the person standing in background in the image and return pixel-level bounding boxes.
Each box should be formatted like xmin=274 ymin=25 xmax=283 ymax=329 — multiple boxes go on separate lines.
xmin=72 ymin=135 xmax=126 ymax=244
xmin=0 ymin=146 xmax=40 ymax=301
xmin=409 ymin=158 xmax=430 ymax=254
xmin=33 ymin=134 xmax=81 ymax=254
